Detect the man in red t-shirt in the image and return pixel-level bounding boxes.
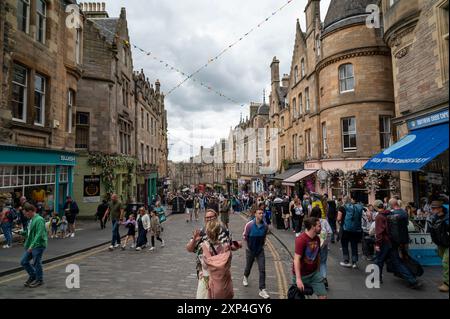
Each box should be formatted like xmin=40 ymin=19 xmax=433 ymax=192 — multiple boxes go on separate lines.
xmin=293 ymin=217 xmax=327 ymax=299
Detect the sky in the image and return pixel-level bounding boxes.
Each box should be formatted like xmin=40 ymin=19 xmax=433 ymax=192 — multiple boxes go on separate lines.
xmin=97 ymin=0 xmax=331 ymax=162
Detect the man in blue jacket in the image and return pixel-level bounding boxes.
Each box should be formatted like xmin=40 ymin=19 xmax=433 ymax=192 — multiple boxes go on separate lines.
xmin=242 ymin=209 xmax=269 ymax=299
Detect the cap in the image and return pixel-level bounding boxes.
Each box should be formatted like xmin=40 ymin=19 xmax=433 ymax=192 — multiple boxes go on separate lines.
xmin=431 ymin=201 xmax=443 ymax=208
xmin=373 ymin=200 xmax=384 ymax=208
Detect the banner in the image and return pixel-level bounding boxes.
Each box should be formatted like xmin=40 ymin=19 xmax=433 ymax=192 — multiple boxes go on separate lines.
xmin=83 ymin=175 xmax=101 ymax=203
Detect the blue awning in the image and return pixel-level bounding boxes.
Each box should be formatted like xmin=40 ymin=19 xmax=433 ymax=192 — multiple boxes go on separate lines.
xmin=363 ymin=123 xmax=449 ymax=171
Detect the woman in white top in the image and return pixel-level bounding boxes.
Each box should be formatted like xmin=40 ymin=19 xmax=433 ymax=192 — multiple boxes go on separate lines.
xmin=135 ymin=207 xmax=151 ymax=250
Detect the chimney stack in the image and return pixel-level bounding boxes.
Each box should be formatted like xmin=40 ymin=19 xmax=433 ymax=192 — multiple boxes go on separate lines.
xmin=79 ymin=2 xmax=109 ymax=18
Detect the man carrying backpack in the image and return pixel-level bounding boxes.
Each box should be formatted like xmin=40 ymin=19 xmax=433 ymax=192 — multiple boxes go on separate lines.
xmin=429 ymin=201 xmax=449 ymax=293
xmin=338 ymin=196 xmax=363 ymax=269
xmin=1 ymin=199 xmax=16 ymax=248
xmin=375 ymin=198 xmax=422 ymax=289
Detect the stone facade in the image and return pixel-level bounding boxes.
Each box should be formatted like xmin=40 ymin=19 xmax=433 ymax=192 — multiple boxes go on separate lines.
xmin=0 ymin=0 xmax=82 ymax=150
xmin=268 ymin=0 xmax=396 ymax=202
xmin=380 ymin=0 xmax=449 ymax=203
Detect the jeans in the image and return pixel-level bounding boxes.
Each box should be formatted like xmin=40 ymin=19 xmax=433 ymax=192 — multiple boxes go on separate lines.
xmin=376 ymin=243 xmax=417 ymax=285
xmin=151 ymin=235 xmax=163 ymax=247
xmin=1 ymin=222 xmax=13 ymax=246
xmin=320 ymin=244 xmax=329 ymax=279
xmin=341 ymin=235 xmax=359 ymax=263
xmin=20 ymin=247 xmax=45 ymax=281
xmin=292 ymin=216 xmax=304 ymax=233
xmin=111 ymin=219 xmax=121 ymax=246
xmin=328 ymin=219 xmax=337 ymax=242
xmin=244 ymin=249 xmax=266 ymax=290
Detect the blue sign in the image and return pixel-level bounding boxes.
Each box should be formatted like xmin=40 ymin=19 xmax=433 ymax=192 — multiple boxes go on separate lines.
xmin=408 ymin=109 xmax=449 ymax=131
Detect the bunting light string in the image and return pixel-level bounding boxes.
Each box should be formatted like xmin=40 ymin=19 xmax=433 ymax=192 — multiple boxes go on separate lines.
xmin=88 ymin=18 xmax=243 ymax=107
xmin=165 ymin=0 xmax=296 ymax=95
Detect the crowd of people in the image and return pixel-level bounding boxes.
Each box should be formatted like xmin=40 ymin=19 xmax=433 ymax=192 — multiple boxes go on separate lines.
xmin=179 ymin=189 xmax=449 ymax=299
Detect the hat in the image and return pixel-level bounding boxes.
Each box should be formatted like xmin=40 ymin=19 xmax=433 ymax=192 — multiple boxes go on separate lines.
xmin=431 ymin=201 xmax=443 ymax=208
xmin=373 ymin=200 xmax=384 ymax=208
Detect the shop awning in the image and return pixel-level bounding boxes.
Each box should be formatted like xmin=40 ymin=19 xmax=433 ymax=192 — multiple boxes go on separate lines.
xmin=363 ymin=123 xmax=449 ymax=171
xmin=282 ymin=170 xmax=317 ymax=186
xmin=270 ymin=168 xmax=303 ymax=181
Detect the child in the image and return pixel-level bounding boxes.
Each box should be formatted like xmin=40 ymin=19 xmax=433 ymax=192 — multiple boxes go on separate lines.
xmin=50 ymin=212 xmax=60 ymax=239
xmin=59 ymin=215 xmax=68 ymax=238
xmin=121 ymin=214 xmax=136 ymax=250
xmin=149 ymin=209 xmax=164 ymax=251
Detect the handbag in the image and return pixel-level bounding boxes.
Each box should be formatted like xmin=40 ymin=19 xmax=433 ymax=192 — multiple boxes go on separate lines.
xmin=287 ymin=284 xmax=314 ymax=299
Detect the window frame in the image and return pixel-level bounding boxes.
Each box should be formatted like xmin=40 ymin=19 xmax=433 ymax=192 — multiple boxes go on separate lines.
xmin=35 ymin=0 xmax=47 ymax=44
xmin=342 ymin=117 xmax=357 ymax=152
xmin=17 ymin=0 xmax=30 ymax=34
xmin=305 ymin=129 xmax=312 ymax=158
xmin=305 ymin=88 xmax=310 ymax=113
xmin=379 ymin=116 xmax=392 ymax=150
xmin=34 ymin=73 xmax=46 ymax=126
xmin=339 ymin=63 xmax=355 ymax=93
xmin=75 ymin=28 xmax=82 ymax=64
xmin=322 ymin=122 xmax=328 ymax=155
xmin=67 ymin=89 xmax=75 ymax=133
xmin=11 ymin=63 xmax=28 ymax=123
xmin=301 ymin=58 xmax=305 ymax=78
xmin=75 ymin=112 xmax=90 ymax=149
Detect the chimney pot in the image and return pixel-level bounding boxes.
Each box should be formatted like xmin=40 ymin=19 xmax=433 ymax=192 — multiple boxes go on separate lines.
xmin=102 ymin=2 xmax=105 ymax=11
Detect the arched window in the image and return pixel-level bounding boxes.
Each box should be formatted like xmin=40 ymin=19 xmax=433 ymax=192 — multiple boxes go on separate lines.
xmin=298 ymin=93 xmax=303 ymax=115
xmin=339 ymin=63 xmax=354 ymax=93
xmin=294 ymin=66 xmax=298 ymax=83
xmin=301 ymin=58 xmax=306 ymax=78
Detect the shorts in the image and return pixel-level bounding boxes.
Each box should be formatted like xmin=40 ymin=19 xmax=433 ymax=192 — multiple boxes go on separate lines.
xmin=66 ymin=215 xmax=76 ymax=224
xmin=220 ymin=212 xmax=229 ymax=225
xmin=186 ymin=208 xmax=192 ymax=215
xmin=292 ymin=271 xmax=327 ymax=297
xmin=282 ymin=213 xmax=290 ymax=220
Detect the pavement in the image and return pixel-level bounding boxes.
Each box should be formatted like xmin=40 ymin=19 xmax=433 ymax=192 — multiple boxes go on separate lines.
xmin=0 ymin=210 xmax=447 ymax=299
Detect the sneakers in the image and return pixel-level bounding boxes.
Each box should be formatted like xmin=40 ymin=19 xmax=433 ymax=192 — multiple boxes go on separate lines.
xmin=131 ymin=244 xmax=136 ymax=249
xmin=409 ymin=281 xmax=423 ymax=290
xmin=259 ymin=289 xmax=270 ymax=299
xmin=149 ymin=247 xmax=155 ymax=251
xmin=135 ymin=247 xmax=142 ymax=251
xmin=352 ymin=263 xmax=358 ymax=269
xmin=114 ymin=244 xmax=120 ymax=249
xmin=340 ymin=261 xmax=352 ymax=268
xmin=121 ymin=246 xmax=126 ymax=251
xmin=24 ymin=277 xmax=35 ymax=287
xmin=2 ymin=244 xmax=11 ymax=249
xmin=28 ymin=280 xmax=43 ymax=288
xmin=243 ymin=276 xmax=249 ymax=287
xmin=70 ymin=233 xmax=75 ymax=238
xmin=438 ymin=283 xmax=449 ymax=293
xmin=161 ymin=240 xmax=165 ymax=247
xmin=108 ymin=245 xmax=114 ymax=251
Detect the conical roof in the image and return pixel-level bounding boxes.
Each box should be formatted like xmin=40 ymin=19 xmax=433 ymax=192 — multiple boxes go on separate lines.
xmin=323 ymin=0 xmax=377 ymax=34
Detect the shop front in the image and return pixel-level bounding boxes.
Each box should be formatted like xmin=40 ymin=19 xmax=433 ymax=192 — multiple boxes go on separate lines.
xmin=364 ymin=109 xmax=449 ymax=207
xmin=0 ymin=145 xmax=76 ymax=216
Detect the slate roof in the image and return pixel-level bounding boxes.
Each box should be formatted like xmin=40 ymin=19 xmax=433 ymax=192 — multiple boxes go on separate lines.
xmin=89 ymin=18 xmax=120 ymax=44
xmin=257 ymin=103 xmax=269 ymax=115
xmin=323 ymin=0 xmax=377 ymax=35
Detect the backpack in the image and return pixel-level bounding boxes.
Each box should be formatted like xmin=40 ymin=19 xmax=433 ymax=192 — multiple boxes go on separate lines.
xmin=343 ymin=204 xmax=363 ymax=232
xmin=429 ymin=217 xmax=449 ymax=248
xmin=5 ymin=207 xmax=17 ymax=223
xmin=386 ymin=210 xmax=410 ymax=245
xmin=201 ymin=241 xmax=234 ymax=299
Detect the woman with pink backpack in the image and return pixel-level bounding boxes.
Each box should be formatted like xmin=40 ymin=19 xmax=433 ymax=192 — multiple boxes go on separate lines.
xmin=186 ymin=209 xmax=241 ymax=299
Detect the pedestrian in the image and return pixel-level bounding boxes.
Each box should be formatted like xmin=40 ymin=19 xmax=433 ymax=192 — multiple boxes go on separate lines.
xmin=96 ymin=199 xmax=109 ymax=229
xmin=17 ymin=196 xmax=29 ymax=231
xmin=59 ymin=216 xmax=68 ymax=238
xmin=135 ymin=207 xmax=151 ymax=251
xmin=19 ymin=203 xmax=48 ymax=288
xmin=302 ymin=194 xmax=312 ymax=217
xmin=429 ymin=200 xmax=449 ymax=292
xmin=186 ymin=209 xmax=240 ymax=299
xmin=121 ymin=214 xmax=136 ymax=250
xmin=103 ymin=194 xmax=125 ymax=251
xmin=219 ymin=196 xmax=231 ymax=229
xmin=293 ymin=217 xmax=327 ymax=299
xmin=49 ymin=211 xmax=60 ymax=239
xmin=185 ymin=194 xmax=194 ymax=223
xmin=311 ymin=194 xmax=326 ymax=220
xmin=322 ymin=194 xmax=329 ymax=221
xmin=1 ymin=201 xmax=15 ymax=248
xmin=310 ymin=207 xmax=332 ymax=289
xmin=338 ymin=196 xmax=364 ymax=268
xmin=374 ymin=199 xmax=422 ymax=289
xmin=242 ymin=209 xmax=270 ymax=299
xmin=194 ymin=195 xmax=200 ymax=222
xmin=327 ymin=196 xmax=338 ymax=243
xmin=149 ymin=209 xmax=165 ymax=251
xmin=291 ymin=197 xmax=304 ymax=236
xmin=63 ymin=196 xmax=79 ymax=238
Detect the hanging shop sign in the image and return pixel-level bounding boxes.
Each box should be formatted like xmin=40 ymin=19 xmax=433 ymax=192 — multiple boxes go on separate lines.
xmin=83 ymin=175 xmax=101 ymax=203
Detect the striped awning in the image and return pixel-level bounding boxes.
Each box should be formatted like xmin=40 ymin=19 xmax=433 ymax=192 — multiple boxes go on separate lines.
xmin=282 ymin=170 xmax=317 ymax=186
